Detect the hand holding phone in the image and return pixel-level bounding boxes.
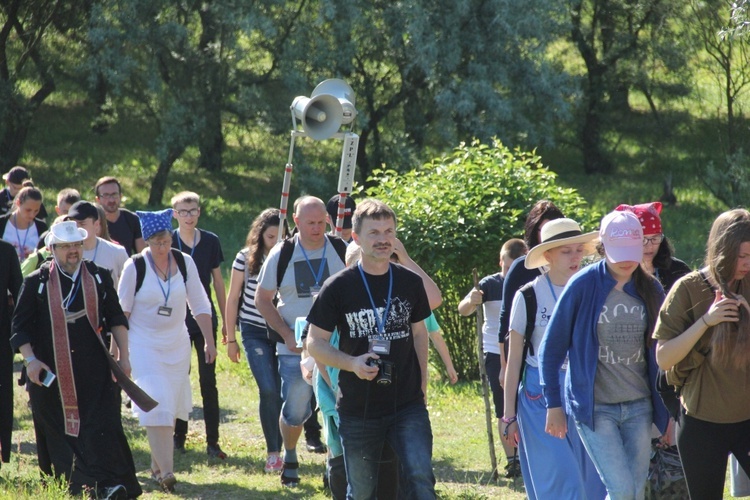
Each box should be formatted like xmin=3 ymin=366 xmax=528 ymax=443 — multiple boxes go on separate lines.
xmin=38 ymin=369 xmax=56 ymax=387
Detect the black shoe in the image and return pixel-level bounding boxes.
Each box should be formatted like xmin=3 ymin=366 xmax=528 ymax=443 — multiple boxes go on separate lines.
xmin=305 ymin=435 xmax=327 ymax=454
xmin=94 ymin=484 xmax=127 ymax=500
xmin=174 ymin=435 xmax=186 ymax=454
xmin=504 ymin=458 xmax=522 ymax=479
xmin=207 ymin=443 xmax=227 ymax=459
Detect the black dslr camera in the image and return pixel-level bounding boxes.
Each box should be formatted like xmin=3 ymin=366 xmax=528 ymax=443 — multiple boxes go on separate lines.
xmin=366 ymin=357 xmax=394 ymax=386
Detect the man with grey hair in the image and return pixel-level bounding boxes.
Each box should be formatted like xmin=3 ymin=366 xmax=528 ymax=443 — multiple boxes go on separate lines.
xmin=307 ymin=198 xmax=436 ymax=499
xmin=255 ymin=195 xmax=347 ymax=487
xmin=11 ymin=221 xmax=140 ymax=499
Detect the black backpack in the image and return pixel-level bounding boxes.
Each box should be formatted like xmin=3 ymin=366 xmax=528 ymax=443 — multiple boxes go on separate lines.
xmin=131 ymin=249 xmax=187 ymax=294
xmin=266 ymin=234 xmax=347 ymax=343
xmin=517 ymin=281 xmax=538 ymax=384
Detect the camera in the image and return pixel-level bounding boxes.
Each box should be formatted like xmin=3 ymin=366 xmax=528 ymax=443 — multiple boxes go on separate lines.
xmin=366 ymin=357 xmax=394 ymax=386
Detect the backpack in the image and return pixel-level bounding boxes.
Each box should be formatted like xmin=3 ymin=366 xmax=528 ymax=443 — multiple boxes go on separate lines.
xmin=266 ymin=234 xmax=347 ymax=343
xmin=132 ymin=249 xmax=187 ymax=294
xmin=36 ymin=260 xmax=106 ymax=305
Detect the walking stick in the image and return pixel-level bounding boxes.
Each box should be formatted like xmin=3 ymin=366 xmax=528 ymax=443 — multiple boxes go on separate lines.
xmin=473 ymin=269 xmax=499 ymax=480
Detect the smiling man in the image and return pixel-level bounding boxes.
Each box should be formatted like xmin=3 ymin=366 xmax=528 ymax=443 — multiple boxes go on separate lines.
xmin=306 ymin=198 xmax=436 ymax=499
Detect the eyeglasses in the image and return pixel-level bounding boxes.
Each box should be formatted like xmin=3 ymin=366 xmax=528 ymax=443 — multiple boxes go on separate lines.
xmin=98 ymin=192 xmax=120 ymax=199
xmin=148 ymin=240 xmax=172 ymax=248
xmin=55 ymin=242 xmax=84 ymax=250
xmin=176 ymin=208 xmax=199 ymax=217
xmin=643 ymin=234 xmax=664 ymax=246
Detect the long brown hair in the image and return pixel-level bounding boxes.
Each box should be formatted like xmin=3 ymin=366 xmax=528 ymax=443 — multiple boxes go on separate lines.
xmin=705 ymin=209 xmax=750 ymax=368
xmin=245 ymin=209 xmax=283 ymax=276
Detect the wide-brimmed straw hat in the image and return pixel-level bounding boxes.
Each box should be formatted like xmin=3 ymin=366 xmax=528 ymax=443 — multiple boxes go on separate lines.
xmin=525 ymin=218 xmax=598 ymax=269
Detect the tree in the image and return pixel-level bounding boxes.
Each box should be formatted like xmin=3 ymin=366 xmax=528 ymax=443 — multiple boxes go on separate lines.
xmin=296 ymin=0 xmax=575 ymax=182
xmin=566 ymin=0 xmax=685 ymax=174
xmin=87 ymin=0 xmax=311 ymax=204
xmin=0 ymin=0 xmax=90 ymax=168
xmin=364 ymin=139 xmax=599 ymax=379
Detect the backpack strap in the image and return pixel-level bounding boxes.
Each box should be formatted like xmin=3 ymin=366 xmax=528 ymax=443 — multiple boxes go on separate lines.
xmin=326 ymin=234 xmax=348 ymax=263
xmin=275 ymin=238 xmax=297 ymax=290
xmin=36 ymin=260 xmax=105 ymax=302
xmin=519 ymin=281 xmax=538 ymax=372
xmin=134 ymin=249 xmax=187 ymax=294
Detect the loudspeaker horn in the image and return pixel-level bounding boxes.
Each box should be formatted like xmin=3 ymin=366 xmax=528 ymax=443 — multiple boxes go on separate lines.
xmin=312 ymin=79 xmax=357 ymax=125
xmin=291 ymin=94 xmax=344 ymax=140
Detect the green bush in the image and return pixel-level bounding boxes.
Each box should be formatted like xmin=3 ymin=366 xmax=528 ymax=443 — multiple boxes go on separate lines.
xmin=364 ymin=139 xmax=600 ymax=379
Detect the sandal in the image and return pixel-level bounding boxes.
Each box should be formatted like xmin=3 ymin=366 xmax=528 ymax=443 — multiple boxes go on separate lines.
xmin=149 ymin=468 xmax=161 ymax=483
xmin=159 ymin=472 xmax=177 ymax=493
xmin=280 ymin=461 xmax=299 ymax=487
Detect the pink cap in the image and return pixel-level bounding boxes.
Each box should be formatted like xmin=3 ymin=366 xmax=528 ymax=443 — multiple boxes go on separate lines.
xmin=600 ymin=211 xmax=643 ymax=263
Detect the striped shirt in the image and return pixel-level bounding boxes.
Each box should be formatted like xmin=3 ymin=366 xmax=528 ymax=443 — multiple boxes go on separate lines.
xmin=233 ymin=250 xmax=265 ymax=328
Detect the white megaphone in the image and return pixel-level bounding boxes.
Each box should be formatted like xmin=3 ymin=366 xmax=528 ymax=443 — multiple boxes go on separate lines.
xmin=291 ymin=94 xmax=344 ymax=140
xmin=312 ymin=79 xmax=357 ymax=125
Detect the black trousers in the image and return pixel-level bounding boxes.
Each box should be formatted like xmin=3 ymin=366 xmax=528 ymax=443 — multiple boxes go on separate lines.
xmin=174 ymin=328 xmax=220 ymax=445
xmin=0 ymin=333 xmax=13 ymax=463
xmin=677 ymin=411 xmax=750 ymax=499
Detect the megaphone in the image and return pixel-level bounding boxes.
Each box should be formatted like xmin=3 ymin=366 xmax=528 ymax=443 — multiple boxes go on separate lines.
xmin=291 ymin=94 xmax=344 ymax=140
xmin=312 ymin=79 xmax=357 ymax=125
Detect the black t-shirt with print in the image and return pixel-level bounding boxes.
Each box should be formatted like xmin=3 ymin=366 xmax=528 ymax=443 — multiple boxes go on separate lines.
xmin=307 ymin=263 xmax=431 ymax=418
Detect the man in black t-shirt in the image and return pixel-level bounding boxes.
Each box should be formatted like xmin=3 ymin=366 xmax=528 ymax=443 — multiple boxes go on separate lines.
xmin=94 ymin=176 xmax=145 ymax=255
xmin=307 ymin=199 xmax=436 ymax=499
xmin=170 ymin=191 xmax=228 ymax=459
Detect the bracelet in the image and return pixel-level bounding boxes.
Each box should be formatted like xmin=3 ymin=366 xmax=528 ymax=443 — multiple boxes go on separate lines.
xmin=23 ymin=355 xmax=37 ymax=366
xmin=501 ymin=415 xmax=517 ymax=425
xmin=227 ymin=340 xmax=237 ymax=344
xmin=700 ymin=316 xmax=710 ymax=328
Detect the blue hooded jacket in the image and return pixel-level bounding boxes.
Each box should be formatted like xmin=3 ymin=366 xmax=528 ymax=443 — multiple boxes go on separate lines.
xmin=538 ymin=259 xmax=669 ymax=433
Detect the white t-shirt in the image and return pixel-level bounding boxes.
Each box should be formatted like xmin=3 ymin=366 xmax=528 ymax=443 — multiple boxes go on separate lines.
xmin=84 ymin=237 xmax=129 ymax=287
xmin=509 ymin=274 xmax=565 ymax=368
xmin=3 ymin=220 xmax=38 ymax=262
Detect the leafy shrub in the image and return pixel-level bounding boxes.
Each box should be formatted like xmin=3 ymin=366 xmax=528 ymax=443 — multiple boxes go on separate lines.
xmin=364 ymin=139 xmax=599 ymax=379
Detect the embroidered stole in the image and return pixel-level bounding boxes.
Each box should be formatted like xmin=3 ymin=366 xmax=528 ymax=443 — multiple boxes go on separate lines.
xmin=48 ymin=262 xmax=99 ymax=437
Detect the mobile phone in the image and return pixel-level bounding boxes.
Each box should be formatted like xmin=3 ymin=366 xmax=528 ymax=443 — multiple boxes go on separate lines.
xmin=39 ymin=369 xmax=56 ymax=387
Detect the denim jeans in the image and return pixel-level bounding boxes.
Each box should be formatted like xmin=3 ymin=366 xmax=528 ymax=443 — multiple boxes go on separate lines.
xmin=240 ymin=323 xmax=282 ymax=452
xmin=338 ymin=402 xmax=436 ymax=500
xmin=575 ymin=397 xmax=652 ymax=500
xmin=278 ymin=352 xmax=313 ymax=427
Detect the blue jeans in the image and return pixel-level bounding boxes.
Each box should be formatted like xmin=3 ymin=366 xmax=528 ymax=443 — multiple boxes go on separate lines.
xmin=278 ymin=353 xmax=313 ymax=427
xmin=338 ymin=402 xmax=436 ymax=500
xmin=240 ymin=323 xmax=282 ymax=453
xmin=575 ymin=397 xmax=653 ymax=500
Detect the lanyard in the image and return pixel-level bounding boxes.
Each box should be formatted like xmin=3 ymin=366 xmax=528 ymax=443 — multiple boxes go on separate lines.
xmin=13 ymin=213 xmax=30 ymax=260
xmin=176 ymin=229 xmax=197 ymax=258
xmin=147 ymin=251 xmax=171 ymax=306
xmin=91 ymin=239 xmax=100 ymax=263
xmin=358 ymin=262 xmax=393 ymax=338
xmin=62 ymin=273 xmax=82 ymax=311
xmin=545 ymin=273 xmax=560 ymax=302
xmin=299 ymin=237 xmax=328 ymax=288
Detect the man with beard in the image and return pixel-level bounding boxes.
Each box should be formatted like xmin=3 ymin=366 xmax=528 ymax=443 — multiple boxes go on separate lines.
xmin=11 ymin=221 xmax=141 ymax=499
xmin=94 ymin=177 xmax=145 ymax=255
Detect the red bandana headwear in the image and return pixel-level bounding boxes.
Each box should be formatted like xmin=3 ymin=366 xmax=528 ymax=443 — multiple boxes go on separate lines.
xmin=615 ymin=202 xmax=662 ymax=236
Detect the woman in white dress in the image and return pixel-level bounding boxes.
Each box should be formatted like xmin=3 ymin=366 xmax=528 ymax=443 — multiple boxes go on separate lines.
xmin=118 ymin=208 xmax=217 ymax=493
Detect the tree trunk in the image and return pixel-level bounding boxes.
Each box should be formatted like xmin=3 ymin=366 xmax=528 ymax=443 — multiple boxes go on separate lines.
xmin=149 ymin=147 xmax=185 ymax=205
xmin=581 ymin=69 xmax=613 ymax=174
xmin=198 ymin=104 xmax=223 ymax=171
xmin=0 ymin=100 xmax=30 ymax=169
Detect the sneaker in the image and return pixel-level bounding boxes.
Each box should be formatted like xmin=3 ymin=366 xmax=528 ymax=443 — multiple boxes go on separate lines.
xmin=207 ymin=443 xmax=227 ymax=459
xmin=504 ymin=458 xmax=522 ymax=479
xmin=305 ymin=435 xmax=327 ymax=454
xmin=264 ymin=454 xmax=283 ymax=473
xmin=173 ymin=435 xmax=186 ymax=454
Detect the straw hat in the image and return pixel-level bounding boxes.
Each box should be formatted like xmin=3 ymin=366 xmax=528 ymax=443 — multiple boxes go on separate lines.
xmin=525 ymin=218 xmax=598 ymax=269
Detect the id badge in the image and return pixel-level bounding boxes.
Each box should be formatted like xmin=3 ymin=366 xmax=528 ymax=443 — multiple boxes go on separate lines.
xmin=158 ymin=306 xmax=173 ymax=317
xmin=310 ymin=285 xmax=321 ymax=300
xmin=369 ymin=338 xmax=391 ymax=355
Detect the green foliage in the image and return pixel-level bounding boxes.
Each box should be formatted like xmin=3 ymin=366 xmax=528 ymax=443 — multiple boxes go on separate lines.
xmin=704 ymin=149 xmax=750 ymax=209
xmin=364 ymin=138 xmax=599 ymax=378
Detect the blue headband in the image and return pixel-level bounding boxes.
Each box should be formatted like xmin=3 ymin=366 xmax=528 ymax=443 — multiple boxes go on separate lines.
xmin=137 ymin=208 xmax=174 ymax=241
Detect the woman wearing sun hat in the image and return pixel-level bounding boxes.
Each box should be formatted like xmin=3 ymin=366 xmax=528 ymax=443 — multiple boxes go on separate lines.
xmin=118 ymin=208 xmax=217 ymax=493
xmin=539 ymin=210 xmax=669 ymax=500
xmin=502 ymin=218 xmax=605 ymax=500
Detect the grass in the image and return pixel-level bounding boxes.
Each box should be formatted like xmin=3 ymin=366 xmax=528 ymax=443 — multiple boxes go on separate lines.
xmin=2 ymin=356 xmax=526 ymax=499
